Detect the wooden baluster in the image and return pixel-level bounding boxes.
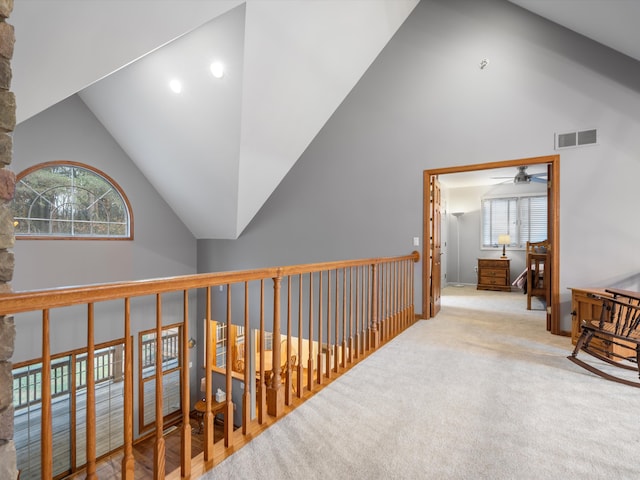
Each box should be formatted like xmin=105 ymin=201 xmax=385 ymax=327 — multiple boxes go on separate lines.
xmin=86 ymin=303 xmax=97 ymax=479
xmin=364 ymin=266 xmax=369 ymax=352
xmin=180 ymin=291 xmax=191 ymax=478
xmin=370 ymin=264 xmax=379 ymax=349
xmin=343 ymin=267 xmax=349 ymax=368
xmin=354 ymin=266 xmax=360 ymax=360
xmin=410 ymin=256 xmax=416 ymax=321
xmin=267 ymin=273 xmax=283 ymax=417
xmin=335 ymin=269 xmax=341 ymax=373
xmin=326 ymin=270 xmax=332 ymax=379
xmin=297 ymin=274 xmax=304 ymax=397
xmin=204 ymin=287 xmax=214 ymax=461
xmin=316 ymin=271 xmax=323 ymax=385
xmin=258 ymin=280 xmax=266 ymax=424
xmin=390 ymin=262 xmax=398 ymax=336
xmin=405 ymin=260 xmax=410 ymax=328
xmin=285 ymin=276 xmax=292 ymax=405
xmin=225 ymin=284 xmax=233 ymax=446
xmin=41 ymin=309 xmax=52 ymax=480
xmin=388 ymin=262 xmax=393 ymax=335
xmin=242 ymin=282 xmax=251 ymax=433
xmin=400 ymin=261 xmax=406 ymax=329
xmin=154 ymin=294 xmax=166 ymax=479
xmin=379 ymin=263 xmax=385 ymax=342
xmin=307 ymin=272 xmax=314 ymax=392
xmin=122 ymin=301 xmax=134 ymax=479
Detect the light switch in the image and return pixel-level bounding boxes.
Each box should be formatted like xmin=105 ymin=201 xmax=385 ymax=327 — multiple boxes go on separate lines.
xmin=413 ymin=237 xmax=420 ymax=247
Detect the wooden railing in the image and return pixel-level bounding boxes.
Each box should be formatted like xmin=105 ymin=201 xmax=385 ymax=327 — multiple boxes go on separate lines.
xmin=3 ymin=252 xmax=419 ymax=479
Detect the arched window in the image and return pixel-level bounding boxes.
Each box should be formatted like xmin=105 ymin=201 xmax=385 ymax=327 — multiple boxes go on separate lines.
xmin=12 ymin=161 xmax=133 ymax=239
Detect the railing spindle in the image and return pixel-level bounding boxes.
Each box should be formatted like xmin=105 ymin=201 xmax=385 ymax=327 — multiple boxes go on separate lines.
xmin=342 ymin=267 xmax=348 ymax=369
xmin=41 ymin=309 xmax=52 ymax=480
xmin=242 ymin=282 xmax=251 ymax=433
xmin=307 ymin=272 xmax=314 ymax=392
xmin=297 ymin=274 xmax=304 ymax=397
xmin=267 ymin=274 xmax=283 ymax=417
xmin=121 ymin=297 xmax=135 ymax=478
xmin=317 ymin=271 xmax=323 ymax=385
xmin=285 ymin=276 xmax=292 ymax=405
xmin=204 ymin=287 xmax=214 ymax=460
xmin=225 ymin=284 xmax=233 ymax=446
xmin=326 ymin=270 xmax=332 ymax=379
xmin=154 ymin=294 xmax=166 ymax=479
xmin=258 ymin=280 xmax=266 ymax=423
xmin=180 ymin=291 xmax=191 ymax=478
xmin=86 ymin=303 xmax=97 ymax=479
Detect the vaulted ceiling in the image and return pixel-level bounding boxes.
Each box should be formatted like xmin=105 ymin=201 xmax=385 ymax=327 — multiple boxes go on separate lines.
xmin=9 ymin=1 xmax=640 ymax=237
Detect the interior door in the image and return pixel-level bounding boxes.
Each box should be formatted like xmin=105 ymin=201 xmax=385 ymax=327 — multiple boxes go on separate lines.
xmin=546 ymin=163 xmax=553 ymax=331
xmin=430 ymin=176 xmax=442 ymax=316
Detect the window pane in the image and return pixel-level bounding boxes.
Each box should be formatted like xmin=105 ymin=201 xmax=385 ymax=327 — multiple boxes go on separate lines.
xmin=12 ymin=163 xmax=131 ymax=238
xmin=481 ymin=198 xmax=516 ymax=247
xmin=482 ymin=195 xmax=546 ymax=248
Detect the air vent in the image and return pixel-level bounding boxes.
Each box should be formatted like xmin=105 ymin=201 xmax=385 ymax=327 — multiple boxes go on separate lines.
xmin=555 ymin=129 xmax=597 ymax=150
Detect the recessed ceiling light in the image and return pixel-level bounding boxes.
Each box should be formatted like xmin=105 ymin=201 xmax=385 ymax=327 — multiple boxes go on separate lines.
xmin=169 ymin=79 xmax=182 ymax=93
xmin=210 ymin=62 xmax=225 ymax=79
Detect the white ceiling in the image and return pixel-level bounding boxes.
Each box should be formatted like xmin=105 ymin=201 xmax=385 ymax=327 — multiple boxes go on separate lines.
xmin=9 ymin=1 xmax=640 ymax=237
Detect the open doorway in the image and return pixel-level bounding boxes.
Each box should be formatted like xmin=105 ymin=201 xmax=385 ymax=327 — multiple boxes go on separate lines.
xmin=422 ymin=155 xmax=561 ymax=335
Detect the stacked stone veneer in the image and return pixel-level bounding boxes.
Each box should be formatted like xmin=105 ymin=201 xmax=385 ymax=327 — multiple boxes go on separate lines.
xmin=0 ymin=0 xmax=17 ymax=478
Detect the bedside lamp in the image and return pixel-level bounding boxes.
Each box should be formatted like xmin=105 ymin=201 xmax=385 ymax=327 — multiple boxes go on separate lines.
xmin=498 ymin=234 xmax=511 ymax=258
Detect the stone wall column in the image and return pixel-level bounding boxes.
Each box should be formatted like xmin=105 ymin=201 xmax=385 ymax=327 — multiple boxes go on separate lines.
xmin=0 ymin=0 xmax=17 ymax=479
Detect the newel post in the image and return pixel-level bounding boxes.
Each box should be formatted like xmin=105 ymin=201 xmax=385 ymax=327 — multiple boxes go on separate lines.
xmin=267 ymin=272 xmax=284 ymax=417
xmin=370 ymin=263 xmax=379 ymax=349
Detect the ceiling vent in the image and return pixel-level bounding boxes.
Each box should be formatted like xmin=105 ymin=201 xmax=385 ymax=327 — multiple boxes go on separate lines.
xmin=555 ymin=129 xmax=597 ymax=150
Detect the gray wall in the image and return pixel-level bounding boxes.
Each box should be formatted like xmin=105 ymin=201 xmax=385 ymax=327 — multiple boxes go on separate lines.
xmin=11 ymin=95 xmax=200 ymax=436
xmin=12 ymin=95 xmax=197 ymax=292
xmin=198 ymin=0 xmax=640 ymax=333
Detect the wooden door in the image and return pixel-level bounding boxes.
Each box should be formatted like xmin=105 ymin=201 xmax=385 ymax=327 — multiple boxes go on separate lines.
xmin=546 ymin=163 xmax=553 ymax=331
xmin=430 ymin=176 xmax=442 ymax=316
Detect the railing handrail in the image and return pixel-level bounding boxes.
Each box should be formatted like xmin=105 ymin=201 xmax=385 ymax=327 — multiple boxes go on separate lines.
xmin=0 ymin=251 xmax=419 ymax=314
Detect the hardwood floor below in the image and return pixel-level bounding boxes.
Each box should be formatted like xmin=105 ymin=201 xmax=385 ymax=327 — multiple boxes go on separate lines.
xmin=64 ymin=418 xmax=226 ymax=479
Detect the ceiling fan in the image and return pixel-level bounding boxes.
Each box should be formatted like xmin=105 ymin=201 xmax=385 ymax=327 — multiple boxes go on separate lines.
xmin=492 ymin=166 xmax=547 ymax=184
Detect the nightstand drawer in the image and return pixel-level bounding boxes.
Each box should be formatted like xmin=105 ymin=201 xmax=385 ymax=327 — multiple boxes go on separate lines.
xmin=479 ymin=275 xmax=508 ymax=286
xmin=479 ymin=260 xmax=506 ymax=268
xmin=481 ymin=269 xmax=507 ymax=279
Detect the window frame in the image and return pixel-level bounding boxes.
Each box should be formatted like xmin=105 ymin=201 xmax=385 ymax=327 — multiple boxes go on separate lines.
xmin=481 ymin=193 xmax=547 ymax=251
xmin=12 ymin=160 xmax=134 ymax=240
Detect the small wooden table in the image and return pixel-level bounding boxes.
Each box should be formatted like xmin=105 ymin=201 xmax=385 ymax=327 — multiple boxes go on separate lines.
xmin=193 ymin=398 xmax=228 ymax=434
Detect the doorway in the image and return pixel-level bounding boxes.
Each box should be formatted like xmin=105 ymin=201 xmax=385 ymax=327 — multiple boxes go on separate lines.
xmin=422 ymin=155 xmax=561 ymax=335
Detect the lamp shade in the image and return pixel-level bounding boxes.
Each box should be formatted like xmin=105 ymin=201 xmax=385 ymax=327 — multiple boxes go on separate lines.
xmin=498 ymin=234 xmax=511 ymax=245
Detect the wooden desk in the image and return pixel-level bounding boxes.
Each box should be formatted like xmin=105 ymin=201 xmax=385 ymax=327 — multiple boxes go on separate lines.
xmin=193 ymin=398 xmax=229 ymax=434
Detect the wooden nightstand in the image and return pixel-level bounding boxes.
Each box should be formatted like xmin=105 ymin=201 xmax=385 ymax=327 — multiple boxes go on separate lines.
xmin=477 ymin=258 xmax=511 ymax=292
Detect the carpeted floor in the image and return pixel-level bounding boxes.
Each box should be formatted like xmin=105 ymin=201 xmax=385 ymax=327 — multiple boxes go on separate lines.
xmin=200 ymin=286 xmax=640 ymax=480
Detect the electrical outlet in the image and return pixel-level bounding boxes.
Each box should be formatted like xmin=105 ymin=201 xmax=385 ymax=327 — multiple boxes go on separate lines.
xmin=474 ymin=266 xmax=478 ymax=272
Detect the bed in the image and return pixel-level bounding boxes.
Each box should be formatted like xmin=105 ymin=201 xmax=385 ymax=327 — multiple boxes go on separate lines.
xmin=512 ymin=240 xmax=549 ymax=310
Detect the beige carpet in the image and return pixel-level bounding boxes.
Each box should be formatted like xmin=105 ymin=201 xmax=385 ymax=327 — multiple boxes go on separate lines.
xmin=200 ymin=286 xmax=640 ymax=479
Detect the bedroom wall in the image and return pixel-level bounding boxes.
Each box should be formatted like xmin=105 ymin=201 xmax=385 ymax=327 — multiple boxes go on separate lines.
xmin=445 ymin=182 xmax=547 ymax=286
xmin=198 ymin=0 xmax=640 ymax=333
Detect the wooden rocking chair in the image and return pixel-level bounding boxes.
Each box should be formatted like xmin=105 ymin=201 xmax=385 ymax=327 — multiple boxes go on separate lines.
xmin=568 ymin=288 xmax=640 ymax=387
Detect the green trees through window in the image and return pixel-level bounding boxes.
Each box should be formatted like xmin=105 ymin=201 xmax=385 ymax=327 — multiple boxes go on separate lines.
xmin=12 ymin=161 xmax=131 ymax=238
